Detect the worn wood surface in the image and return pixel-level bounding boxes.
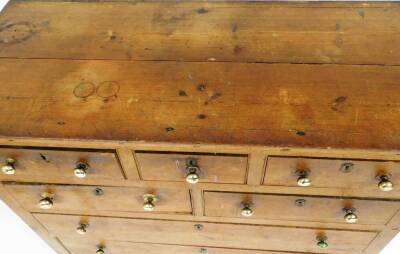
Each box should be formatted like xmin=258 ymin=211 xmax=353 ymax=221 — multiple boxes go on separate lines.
xmin=135 ymin=152 xmax=248 ymax=183
xmin=0 ymin=1 xmax=399 ymax=65
xmin=34 ymin=213 xmax=378 ymax=254
xmin=0 ymin=59 xmax=400 ymax=149
xmin=204 ymin=191 xmax=400 ymax=225
xmin=3 ymin=183 xmax=193 ymax=214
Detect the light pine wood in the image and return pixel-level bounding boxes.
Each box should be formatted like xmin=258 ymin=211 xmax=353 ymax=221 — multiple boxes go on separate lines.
xmin=0 ymin=1 xmax=399 ymax=65
xmin=33 ymin=213 xmax=378 ymax=254
xmin=3 ymin=183 xmax=192 ymax=214
xmin=135 ymin=152 xmax=248 ymax=183
xmin=1 ymin=59 xmax=400 ymax=150
xmin=59 ymin=237 xmax=311 ymax=254
xmin=0 ymin=148 xmax=124 ymax=180
xmin=116 ymin=148 xmax=140 ymax=180
xmin=264 ymin=156 xmax=400 ymax=189
xmin=204 ymin=191 xmax=400 ymax=225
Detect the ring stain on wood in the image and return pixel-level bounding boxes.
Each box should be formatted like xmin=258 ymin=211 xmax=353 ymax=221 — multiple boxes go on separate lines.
xmin=0 ymin=22 xmax=36 ymax=45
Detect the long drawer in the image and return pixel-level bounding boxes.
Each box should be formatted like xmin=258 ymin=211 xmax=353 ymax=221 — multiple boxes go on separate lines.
xmin=60 ymin=238 xmax=297 ymax=254
xmin=4 ymin=184 xmax=192 ymax=214
xmin=0 ymin=148 xmax=124 ymax=180
xmin=34 ymin=214 xmax=377 ymax=254
xmin=264 ymin=156 xmax=400 ymax=191
xmin=135 ymin=152 xmax=248 ymax=184
xmin=204 ymin=191 xmax=400 ymax=225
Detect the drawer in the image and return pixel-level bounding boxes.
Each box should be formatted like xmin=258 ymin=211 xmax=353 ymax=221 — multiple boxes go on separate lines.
xmin=135 ymin=152 xmax=248 ymax=184
xmin=0 ymin=148 xmax=124 ymax=180
xmin=204 ymin=191 xmax=400 ymax=225
xmin=264 ymin=156 xmax=400 ymax=190
xmin=4 ymin=184 xmax=192 ymax=214
xmin=34 ymin=214 xmax=377 ymax=254
xmin=60 ymin=238 xmax=297 ymax=254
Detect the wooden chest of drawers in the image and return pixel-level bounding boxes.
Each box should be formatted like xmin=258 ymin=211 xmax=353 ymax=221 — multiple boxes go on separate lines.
xmin=0 ymin=0 xmax=400 ymax=254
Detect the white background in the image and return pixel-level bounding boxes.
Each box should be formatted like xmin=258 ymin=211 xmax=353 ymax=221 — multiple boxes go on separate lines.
xmin=0 ymin=0 xmax=399 ymax=253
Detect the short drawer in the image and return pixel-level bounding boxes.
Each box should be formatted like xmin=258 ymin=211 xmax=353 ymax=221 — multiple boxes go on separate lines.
xmin=60 ymin=238 xmax=295 ymax=254
xmin=34 ymin=214 xmax=376 ymax=254
xmin=0 ymin=148 xmax=124 ymax=180
xmin=204 ymin=191 xmax=400 ymax=225
xmin=263 ymin=156 xmax=400 ymax=191
xmin=135 ymin=152 xmax=248 ymax=184
xmin=4 ymin=184 xmax=192 ymax=214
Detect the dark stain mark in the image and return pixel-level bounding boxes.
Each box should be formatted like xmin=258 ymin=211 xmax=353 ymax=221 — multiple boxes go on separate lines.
xmin=233 ymin=45 xmax=243 ymax=55
xmin=232 ymin=23 xmax=238 ymax=33
xmin=197 ymin=114 xmax=207 ymax=119
xmin=0 ymin=22 xmax=36 ymax=45
xmin=96 ymin=81 xmax=120 ymax=99
xmin=196 ymin=7 xmax=209 ymax=14
xmin=331 ymin=96 xmax=347 ymax=111
xmin=296 ymin=130 xmax=306 ymax=136
xmin=165 ymin=127 xmax=175 ymax=132
xmin=153 ymin=12 xmax=188 ymax=24
xmin=57 ymin=121 xmax=66 ymax=125
xmin=73 ymin=82 xmax=96 ymax=99
xmin=358 ymin=10 xmax=365 ymax=18
xmin=204 ymin=92 xmax=222 ymax=105
xmin=335 ymin=23 xmax=341 ymax=31
xmin=197 ymin=84 xmax=206 ymax=91
xmin=39 ymin=153 xmax=50 ymax=163
xmin=178 ymin=90 xmax=188 ymax=97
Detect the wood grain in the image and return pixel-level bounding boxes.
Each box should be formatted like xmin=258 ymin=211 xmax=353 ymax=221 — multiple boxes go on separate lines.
xmin=0 ymin=1 xmax=399 ymax=65
xmin=4 ymin=183 xmax=193 ymax=214
xmin=0 ymin=147 xmax=124 ymax=180
xmin=1 ymin=59 xmax=400 ymax=149
xmin=264 ymin=156 xmax=400 ymax=189
xmin=34 ymin=213 xmax=378 ymax=254
xmin=136 ymin=152 xmax=248 ymax=183
xmin=204 ymin=191 xmax=400 ymax=225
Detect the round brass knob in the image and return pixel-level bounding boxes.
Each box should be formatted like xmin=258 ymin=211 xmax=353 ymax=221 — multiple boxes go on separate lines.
xmin=343 ymin=207 xmax=358 ymax=224
xmin=240 ymin=203 xmax=254 ymax=217
xmin=186 ymin=159 xmax=200 ymax=184
xmin=186 ymin=170 xmax=200 ymax=184
xmin=296 ymin=169 xmax=311 ymax=187
xmin=74 ymin=162 xmax=89 ymax=178
xmin=316 ymin=236 xmax=328 ymax=249
xmin=143 ymin=194 xmax=157 ymax=211
xmin=1 ymin=158 xmax=16 ymax=175
xmin=377 ymin=175 xmax=394 ymax=192
xmin=38 ymin=197 xmax=53 ymax=210
xmin=96 ymin=247 xmax=105 ymax=254
xmin=76 ymin=222 xmax=89 ymax=235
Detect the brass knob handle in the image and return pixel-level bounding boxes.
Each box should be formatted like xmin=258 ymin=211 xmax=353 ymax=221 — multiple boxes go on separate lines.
xmin=343 ymin=207 xmax=358 ymax=224
xmin=76 ymin=222 xmax=89 ymax=235
xmin=74 ymin=162 xmax=89 ymax=178
xmin=38 ymin=197 xmax=53 ymax=210
xmin=377 ymin=174 xmax=394 ymax=192
xmin=296 ymin=169 xmax=311 ymax=187
xmin=186 ymin=158 xmax=200 ymax=184
xmin=143 ymin=194 xmax=158 ymax=211
xmin=240 ymin=202 xmax=254 ymax=217
xmin=316 ymin=236 xmax=328 ymax=249
xmin=96 ymin=246 xmax=105 ymax=254
xmin=1 ymin=158 xmax=16 ymax=175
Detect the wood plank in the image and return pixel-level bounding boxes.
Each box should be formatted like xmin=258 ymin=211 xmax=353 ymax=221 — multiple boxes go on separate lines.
xmin=1 ymin=59 xmax=400 ymax=149
xmin=33 ymin=213 xmax=378 ymax=254
xmin=0 ymin=1 xmax=400 ymax=65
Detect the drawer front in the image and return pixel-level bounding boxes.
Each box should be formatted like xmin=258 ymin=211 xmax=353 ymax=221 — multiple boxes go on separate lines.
xmin=0 ymin=148 xmax=124 ymax=180
xmin=204 ymin=191 xmax=400 ymax=225
xmin=264 ymin=156 xmax=400 ymax=190
xmin=34 ymin=214 xmax=376 ymax=254
xmin=60 ymin=238 xmax=293 ymax=254
xmin=4 ymin=184 xmax=192 ymax=214
xmin=135 ymin=152 xmax=248 ymax=184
